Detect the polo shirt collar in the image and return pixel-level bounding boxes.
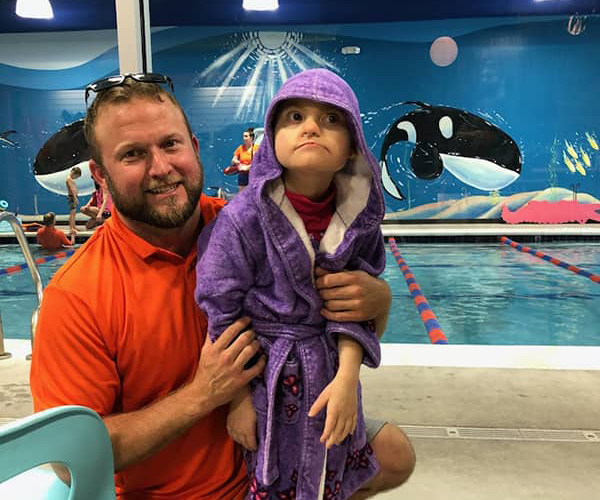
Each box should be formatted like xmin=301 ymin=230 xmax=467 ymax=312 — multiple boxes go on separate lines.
xmin=108 ymin=202 xmax=205 ymax=262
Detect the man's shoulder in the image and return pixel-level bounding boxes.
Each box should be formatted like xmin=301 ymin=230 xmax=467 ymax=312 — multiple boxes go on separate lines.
xmin=49 ymin=225 xmax=118 ymax=292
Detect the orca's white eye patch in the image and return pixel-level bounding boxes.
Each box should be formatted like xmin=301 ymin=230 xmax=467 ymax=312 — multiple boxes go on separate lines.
xmin=439 ymin=116 xmax=453 ymax=139
xmin=396 ymin=121 xmax=417 ymax=144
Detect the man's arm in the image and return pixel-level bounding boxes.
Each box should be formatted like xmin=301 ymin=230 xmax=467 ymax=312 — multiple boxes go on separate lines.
xmin=52 ymin=322 xmax=264 ymax=483
xmin=104 ymin=318 xmax=264 ymax=471
xmin=314 ymin=268 xmax=391 ymax=338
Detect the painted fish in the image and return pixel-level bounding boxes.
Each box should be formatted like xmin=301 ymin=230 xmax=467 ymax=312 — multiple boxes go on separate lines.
xmin=564 ymin=140 xmax=578 ymax=160
xmin=379 ymin=102 xmax=522 ymax=200
xmin=580 ymin=148 xmax=591 ymax=167
xmin=575 ymin=161 xmax=586 ymax=176
xmin=563 ymin=151 xmax=576 ymax=172
xmin=586 ymin=132 xmax=599 ymax=151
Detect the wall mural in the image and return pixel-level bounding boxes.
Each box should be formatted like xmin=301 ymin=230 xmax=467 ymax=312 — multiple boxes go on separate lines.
xmin=0 ymin=15 xmax=598 ymax=221
xmin=195 ymin=31 xmax=338 ymax=122
xmin=0 ymin=130 xmax=18 ymax=148
xmin=33 ymin=120 xmax=93 ymax=196
xmin=379 ymin=102 xmax=522 ymax=200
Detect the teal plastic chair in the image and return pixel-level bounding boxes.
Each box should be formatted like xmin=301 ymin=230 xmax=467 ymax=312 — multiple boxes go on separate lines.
xmin=0 ymin=405 xmax=116 ymax=500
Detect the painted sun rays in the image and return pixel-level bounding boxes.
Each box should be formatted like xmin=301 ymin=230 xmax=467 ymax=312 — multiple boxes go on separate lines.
xmin=195 ymin=31 xmax=339 ymax=121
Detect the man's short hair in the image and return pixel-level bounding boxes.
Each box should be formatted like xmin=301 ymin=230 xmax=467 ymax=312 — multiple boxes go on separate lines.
xmin=84 ymin=77 xmax=194 ymax=165
xmin=71 ymin=166 xmax=82 ymax=177
xmin=43 ymin=212 xmax=55 ymax=226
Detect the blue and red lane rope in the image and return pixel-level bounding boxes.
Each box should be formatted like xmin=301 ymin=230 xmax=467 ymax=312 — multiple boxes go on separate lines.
xmin=0 ymin=249 xmax=76 ymax=276
xmin=388 ymin=238 xmax=448 ymax=344
xmin=500 ymin=236 xmax=600 ymax=284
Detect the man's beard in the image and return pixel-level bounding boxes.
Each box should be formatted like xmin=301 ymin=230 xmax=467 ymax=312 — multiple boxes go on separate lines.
xmin=103 ymin=162 xmax=203 ymax=229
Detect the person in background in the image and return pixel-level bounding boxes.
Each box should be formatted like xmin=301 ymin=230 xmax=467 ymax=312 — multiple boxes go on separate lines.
xmin=65 ymin=166 xmax=81 ymax=237
xmin=36 ymin=211 xmax=74 ymax=251
xmin=80 ymin=180 xmax=113 ymax=229
xmin=29 ymin=74 xmax=401 ymax=499
xmin=196 ymin=68 xmax=415 ymax=499
xmin=231 ymin=127 xmax=259 ymax=192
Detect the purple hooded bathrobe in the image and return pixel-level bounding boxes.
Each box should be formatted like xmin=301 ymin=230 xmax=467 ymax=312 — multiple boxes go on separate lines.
xmin=196 ymin=69 xmax=386 ymax=500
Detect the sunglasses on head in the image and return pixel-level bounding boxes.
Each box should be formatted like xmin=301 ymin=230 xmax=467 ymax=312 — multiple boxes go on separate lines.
xmin=84 ymin=73 xmax=175 ymax=106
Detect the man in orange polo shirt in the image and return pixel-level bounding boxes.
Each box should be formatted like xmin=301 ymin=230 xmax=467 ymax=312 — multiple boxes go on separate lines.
xmin=30 ymin=75 xmax=411 ymax=499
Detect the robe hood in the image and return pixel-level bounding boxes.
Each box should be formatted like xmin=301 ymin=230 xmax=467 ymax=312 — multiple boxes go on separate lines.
xmin=250 ymin=68 xmax=386 ymax=230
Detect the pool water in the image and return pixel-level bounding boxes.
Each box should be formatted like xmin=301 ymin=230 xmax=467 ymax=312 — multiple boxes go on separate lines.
xmin=0 ymin=242 xmax=599 ymax=345
xmin=0 ymin=246 xmax=73 ymax=341
xmin=382 ymin=242 xmax=600 ymax=345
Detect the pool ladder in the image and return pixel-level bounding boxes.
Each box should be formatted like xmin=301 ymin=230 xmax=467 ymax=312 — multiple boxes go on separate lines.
xmin=0 ymin=212 xmax=43 ymax=361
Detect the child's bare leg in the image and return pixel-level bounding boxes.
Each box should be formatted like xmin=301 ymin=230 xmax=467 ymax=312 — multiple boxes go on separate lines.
xmin=69 ymin=209 xmax=76 ymax=234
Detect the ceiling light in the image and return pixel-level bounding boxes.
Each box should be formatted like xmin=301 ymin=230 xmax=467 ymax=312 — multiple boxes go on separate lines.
xmin=243 ymin=0 xmax=278 ymax=11
xmin=16 ymin=0 xmax=54 ymax=19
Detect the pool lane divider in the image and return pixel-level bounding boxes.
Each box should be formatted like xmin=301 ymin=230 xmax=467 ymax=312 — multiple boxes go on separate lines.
xmin=500 ymin=236 xmax=600 ymax=284
xmin=388 ymin=238 xmax=448 ymax=344
xmin=0 ymin=249 xmax=76 ymax=276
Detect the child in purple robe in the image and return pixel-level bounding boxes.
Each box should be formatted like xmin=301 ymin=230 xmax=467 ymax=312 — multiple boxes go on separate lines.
xmin=195 ymin=68 xmax=386 ymax=500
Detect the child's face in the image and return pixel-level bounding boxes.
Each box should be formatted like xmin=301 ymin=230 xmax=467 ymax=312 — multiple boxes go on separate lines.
xmin=273 ymin=99 xmax=353 ymax=177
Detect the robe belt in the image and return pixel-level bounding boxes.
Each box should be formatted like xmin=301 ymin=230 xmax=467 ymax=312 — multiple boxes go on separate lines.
xmin=252 ymin=321 xmax=330 ymax=486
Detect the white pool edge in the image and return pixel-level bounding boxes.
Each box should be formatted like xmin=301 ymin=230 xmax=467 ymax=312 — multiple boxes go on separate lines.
xmin=6 ymin=339 xmax=600 ymax=371
xmin=380 ymin=343 xmax=600 ymax=370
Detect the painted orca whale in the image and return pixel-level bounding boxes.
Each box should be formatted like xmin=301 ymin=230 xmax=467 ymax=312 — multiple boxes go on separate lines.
xmin=0 ymin=130 xmax=17 ymax=148
xmin=379 ymin=101 xmax=522 ymax=200
xmin=33 ymin=119 xmax=94 ymax=196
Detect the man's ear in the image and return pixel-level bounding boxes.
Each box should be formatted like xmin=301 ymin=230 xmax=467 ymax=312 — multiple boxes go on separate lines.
xmin=89 ymin=159 xmax=107 ymax=190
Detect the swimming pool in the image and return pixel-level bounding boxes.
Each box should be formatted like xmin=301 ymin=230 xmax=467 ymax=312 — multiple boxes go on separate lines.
xmin=381 ymin=241 xmax=600 ymax=346
xmin=0 ymin=241 xmax=599 ymax=346
xmin=0 ymin=245 xmax=72 ymax=341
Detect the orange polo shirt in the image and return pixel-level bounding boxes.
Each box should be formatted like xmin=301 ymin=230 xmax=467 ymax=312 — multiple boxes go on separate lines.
xmin=30 ymin=195 xmax=247 ymax=500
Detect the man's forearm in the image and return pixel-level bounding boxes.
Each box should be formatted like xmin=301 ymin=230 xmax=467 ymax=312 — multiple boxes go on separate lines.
xmin=104 ymin=380 xmax=217 ymax=471
xmin=374 ymin=279 xmax=391 ymax=339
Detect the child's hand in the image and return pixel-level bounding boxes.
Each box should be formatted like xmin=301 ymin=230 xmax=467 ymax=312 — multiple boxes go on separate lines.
xmin=308 ymin=374 xmax=358 ymax=449
xmin=227 ymin=388 xmax=257 ymax=451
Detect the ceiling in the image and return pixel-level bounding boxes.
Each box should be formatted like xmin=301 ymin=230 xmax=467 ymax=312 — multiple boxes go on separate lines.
xmin=0 ymin=0 xmax=598 ymax=33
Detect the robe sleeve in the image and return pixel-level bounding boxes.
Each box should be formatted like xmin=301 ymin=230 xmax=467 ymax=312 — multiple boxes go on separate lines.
xmin=195 ymin=210 xmax=257 ymax=341
xmin=325 ymin=227 xmax=386 ymax=368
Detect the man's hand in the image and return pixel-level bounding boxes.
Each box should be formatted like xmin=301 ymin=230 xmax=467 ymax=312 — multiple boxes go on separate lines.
xmin=315 ymin=268 xmax=391 ymax=330
xmin=191 ymin=317 xmax=265 ymax=412
xmin=101 ymin=318 xmax=265 ymax=472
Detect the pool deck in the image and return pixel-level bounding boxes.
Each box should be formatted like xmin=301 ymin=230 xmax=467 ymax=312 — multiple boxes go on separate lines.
xmin=2 ymin=338 xmax=600 ymax=499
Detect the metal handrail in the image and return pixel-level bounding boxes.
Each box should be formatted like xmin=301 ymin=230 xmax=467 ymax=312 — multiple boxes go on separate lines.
xmin=0 ymin=212 xmax=44 ymax=360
